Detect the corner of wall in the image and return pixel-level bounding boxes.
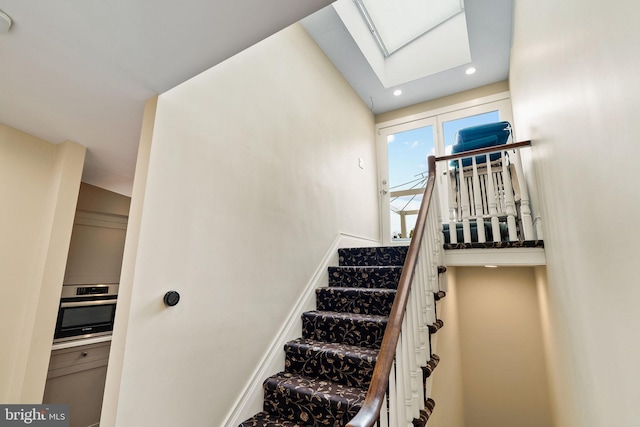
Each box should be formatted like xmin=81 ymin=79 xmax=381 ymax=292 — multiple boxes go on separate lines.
xmin=8 ymin=137 xmax=85 ymax=402
xmin=100 ymin=96 xmax=158 ymax=427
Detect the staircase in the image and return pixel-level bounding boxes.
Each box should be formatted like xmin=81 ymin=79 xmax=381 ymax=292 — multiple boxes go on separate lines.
xmin=239 ymin=246 xmax=443 ymax=427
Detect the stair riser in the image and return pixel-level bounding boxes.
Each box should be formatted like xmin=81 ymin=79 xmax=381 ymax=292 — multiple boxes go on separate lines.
xmin=338 ymin=246 xmax=407 ymax=267
xmin=263 ymin=389 xmax=359 ymax=427
xmin=302 ymin=314 xmax=387 ymax=349
xmin=262 ymin=375 xmax=364 ymax=427
xmin=284 ymin=346 xmax=376 ymax=388
xmin=328 ymin=266 xmax=402 ymax=289
xmin=316 ymin=288 xmax=395 ymax=316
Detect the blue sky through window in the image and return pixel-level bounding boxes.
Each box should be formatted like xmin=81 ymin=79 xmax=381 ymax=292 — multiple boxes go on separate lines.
xmin=387 ymin=126 xmax=434 ymax=238
xmin=387 ymin=126 xmax=434 ymax=190
xmin=386 ymin=110 xmax=502 ymax=239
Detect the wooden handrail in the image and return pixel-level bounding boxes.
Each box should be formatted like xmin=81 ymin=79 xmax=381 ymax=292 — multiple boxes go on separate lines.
xmin=346 ymin=155 xmax=438 ymax=427
xmin=435 ymin=140 xmax=531 ymax=162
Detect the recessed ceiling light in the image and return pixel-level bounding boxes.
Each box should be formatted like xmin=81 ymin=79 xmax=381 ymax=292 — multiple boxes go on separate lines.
xmin=393 ymin=89 xmax=402 ymax=96
xmin=465 ymin=67 xmax=476 ymax=75
xmin=484 ymin=264 xmax=498 ymax=268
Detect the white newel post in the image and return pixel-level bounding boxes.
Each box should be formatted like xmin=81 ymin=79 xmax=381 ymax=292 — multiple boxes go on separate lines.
xmin=445 ymin=166 xmax=458 ymax=243
xmin=511 ymin=148 xmax=534 ymax=239
xmin=501 ymin=151 xmax=518 ymax=240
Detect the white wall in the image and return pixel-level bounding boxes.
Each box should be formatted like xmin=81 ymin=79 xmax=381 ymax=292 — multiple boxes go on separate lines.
xmin=431 ymin=267 xmax=553 ymax=427
xmin=510 ymin=1 xmax=640 ymax=426
xmin=429 ymin=267 xmax=465 ymax=427
xmin=0 ymin=124 xmax=85 ymax=402
xmin=457 ymin=267 xmax=553 ymax=427
xmin=103 ymin=24 xmax=379 ymax=426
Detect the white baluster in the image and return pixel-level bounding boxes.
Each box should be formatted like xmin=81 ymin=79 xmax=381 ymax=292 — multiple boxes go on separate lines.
xmin=495 ymin=170 xmax=505 ymax=214
xmin=380 ymin=393 xmax=389 ymax=427
xmin=411 ymin=289 xmax=426 ymax=415
xmin=433 ymin=175 xmax=444 ymax=244
xmin=408 ymin=287 xmax=421 ymax=378
xmin=471 ymin=156 xmax=486 ymax=242
xmin=411 ymin=281 xmax=426 ymax=369
xmin=445 ymin=165 xmax=458 ymax=243
xmin=457 ymin=159 xmax=472 ymax=242
xmin=485 ymin=153 xmax=501 ymax=242
xmin=535 ymin=216 xmax=544 ymax=240
xmin=439 ymin=267 xmax=448 ymax=293
xmin=414 ymin=255 xmax=429 ymax=363
xmin=425 ymin=374 xmax=434 ymax=402
xmin=402 ymin=317 xmax=419 ymax=422
xmin=432 ymin=182 xmax=445 ymax=264
xmin=395 ymin=334 xmax=412 ymax=427
xmin=501 ymin=151 xmax=518 ymax=240
xmin=389 ymin=361 xmax=398 ymax=427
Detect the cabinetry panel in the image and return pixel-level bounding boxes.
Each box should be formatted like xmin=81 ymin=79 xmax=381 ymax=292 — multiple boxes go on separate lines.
xmin=44 ymin=342 xmax=110 ymax=427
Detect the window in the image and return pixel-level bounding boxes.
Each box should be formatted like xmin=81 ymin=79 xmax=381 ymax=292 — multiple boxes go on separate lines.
xmin=354 ymin=0 xmax=464 ymax=57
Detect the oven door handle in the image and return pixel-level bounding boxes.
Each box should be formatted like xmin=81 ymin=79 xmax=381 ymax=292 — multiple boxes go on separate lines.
xmin=60 ymin=300 xmax=117 ymax=308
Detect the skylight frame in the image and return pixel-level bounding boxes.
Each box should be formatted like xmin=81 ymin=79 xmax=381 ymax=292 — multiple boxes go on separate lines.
xmin=353 ymin=0 xmax=465 ymax=58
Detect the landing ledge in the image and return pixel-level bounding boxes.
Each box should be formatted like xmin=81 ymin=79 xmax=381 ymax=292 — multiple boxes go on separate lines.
xmin=443 ymin=240 xmax=544 ymax=250
xmin=443 ymin=241 xmax=546 ymax=266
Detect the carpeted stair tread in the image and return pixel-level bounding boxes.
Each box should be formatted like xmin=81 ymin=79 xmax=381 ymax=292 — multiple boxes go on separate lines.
xmin=422 ymin=354 xmax=441 ymax=380
xmin=238 ymin=411 xmax=305 ymax=427
xmin=328 ymin=266 xmax=403 ymax=289
xmin=428 ymin=319 xmax=444 ymax=334
xmin=412 ymin=399 xmax=436 ymax=427
xmin=316 ymin=287 xmax=396 ymax=316
xmin=433 ymin=290 xmax=446 ymax=301
xmin=262 ymin=372 xmax=366 ymax=426
xmin=284 ymin=338 xmax=378 ymax=388
xmin=339 ymin=246 xmax=408 ymax=267
xmin=302 ymin=311 xmax=388 ymax=349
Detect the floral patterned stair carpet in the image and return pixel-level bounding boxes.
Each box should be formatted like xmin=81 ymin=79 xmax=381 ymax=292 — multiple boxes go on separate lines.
xmin=239 ymin=246 xmax=442 ymax=427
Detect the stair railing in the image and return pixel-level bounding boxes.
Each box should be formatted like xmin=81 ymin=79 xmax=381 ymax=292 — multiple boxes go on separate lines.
xmin=347 ymin=155 xmax=443 ymax=427
xmin=436 ymin=141 xmax=536 ymax=244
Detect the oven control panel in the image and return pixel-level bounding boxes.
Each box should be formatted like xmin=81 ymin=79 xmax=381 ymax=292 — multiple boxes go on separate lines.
xmin=76 ymin=286 xmax=109 ymax=296
xmin=61 ymin=284 xmax=119 ymax=299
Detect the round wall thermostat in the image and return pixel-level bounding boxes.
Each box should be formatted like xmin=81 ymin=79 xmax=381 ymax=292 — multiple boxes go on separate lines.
xmin=163 ymin=291 xmax=180 ymax=307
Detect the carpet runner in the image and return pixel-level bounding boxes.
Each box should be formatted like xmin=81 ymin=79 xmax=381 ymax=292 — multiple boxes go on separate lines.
xmin=239 ymin=246 xmax=443 ymax=427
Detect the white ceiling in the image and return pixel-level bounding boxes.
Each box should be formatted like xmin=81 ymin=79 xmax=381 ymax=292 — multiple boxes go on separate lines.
xmin=303 ymin=0 xmax=513 ymax=115
xmin=0 ymin=0 xmax=512 ymax=196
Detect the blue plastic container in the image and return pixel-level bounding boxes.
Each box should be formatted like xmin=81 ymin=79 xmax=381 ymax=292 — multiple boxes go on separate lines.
xmin=450 ymin=121 xmax=511 ymax=167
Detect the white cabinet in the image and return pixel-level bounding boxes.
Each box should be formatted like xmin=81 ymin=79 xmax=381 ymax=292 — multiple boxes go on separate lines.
xmin=43 ymin=341 xmax=111 ymax=427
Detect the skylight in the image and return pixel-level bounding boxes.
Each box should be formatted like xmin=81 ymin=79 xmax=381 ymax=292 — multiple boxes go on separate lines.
xmin=354 ymin=0 xmax=464 ymax=57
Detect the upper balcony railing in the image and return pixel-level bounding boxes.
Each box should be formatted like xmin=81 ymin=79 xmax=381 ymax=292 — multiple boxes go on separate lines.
xmin=391 ymin=140 xmax=540 ymax=245
xmin=436 ymin=140 xmax=539 ymax=244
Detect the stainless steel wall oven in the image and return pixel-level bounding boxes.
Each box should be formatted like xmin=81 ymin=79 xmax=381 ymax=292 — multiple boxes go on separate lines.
xmin=53 ymin=284 xmax=118 ymax=343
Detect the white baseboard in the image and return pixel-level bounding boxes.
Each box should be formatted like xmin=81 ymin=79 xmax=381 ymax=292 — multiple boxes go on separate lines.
xmin=221 ymin=232 xmax=379 ymax=427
